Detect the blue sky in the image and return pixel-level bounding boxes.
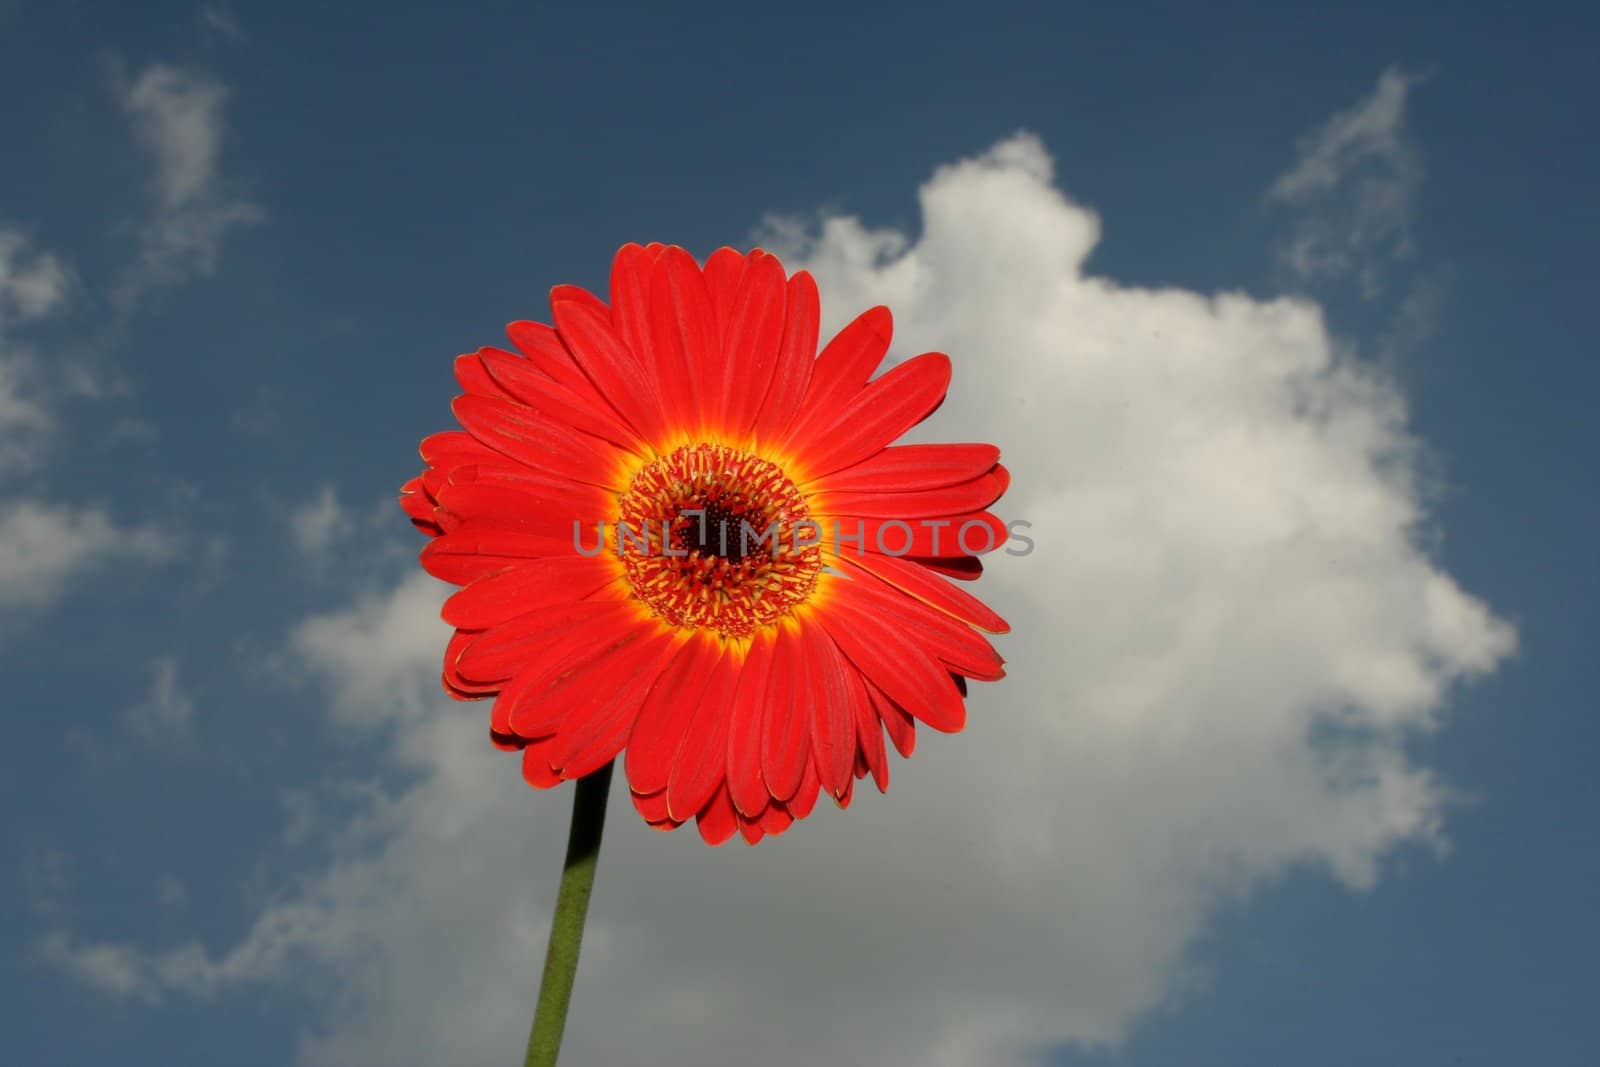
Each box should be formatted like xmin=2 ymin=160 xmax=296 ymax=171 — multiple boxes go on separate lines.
xmin=4 ymin=2 xmax=1596 ymax=1065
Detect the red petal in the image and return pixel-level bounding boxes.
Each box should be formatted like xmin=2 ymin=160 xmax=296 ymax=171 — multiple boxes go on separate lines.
xmin=717 ymin=252 xmax=787 ymax=440
xmin=695 ymin=783 xmax=740 ymax=846
xmin=910 ymin=554 xmax=983 ymax=581
xmin=456 ymin=600 xmax=636 ymax=686
xmin=845 ymin=511 xmax=1009 ymax=559
xmin=753 ymin=271 xmax=819 ymax=445
xmin=547 ymin=631 xmax=680 ymax=778
xmin=632 ymin=788 xmax=672 ymax=823
xmin=478 ymin=347 xmax=649 ymax=455
xmin=787 ymin=760 xmax=822 ymax=820
xmin=608 ymin=243 xmax=668 ymax=386
xmin=420 ymin=430 xmax=499 ymax=470
xmin=702 ymin=247 xmax=747 ymax=343
xmin=490 ymin=728 xmax=528 ymax=751
xmin=808 ymin=443 xmax=1000 ymax=493
xmin=549 ymin=282 xmax=609 ymax=319
xmin=520 ymin=736 xmax=562 ymax=789
xmin=812 ymin=472 xmax=1007 ymax=519
xmin=815 ymin=592 xmax=967 ymax=733
xmin=837 ymin=551 xmax=1009 ymax=633
xmin=864 ymin=678 xmax=917 ymax=758
xmin=992 ymin=463 xmax=1011 ymax=496
xmin=454 ymin=352 xmax=513 ymax=399
xmin=846 ymin=664 xmax=889 ymax=792
xmin=800 ymin=622 xmax=855 ymax=800
xmin=666 ymin=642 xmax=744 ymax=822
xmin=831 ymin=575 xmax=1005 ymax=682
xmin=648 ymin=247 xmax=719 ymax=437
xmin=441 ymin=557 xmax=618 ymax=629
xmin=789 ymin=306 xmax=892 ymax=429
xmin=726 ymin=628 xmax=778 ymax=817
xmin=399 ymin=478 xmax=442 ymax=535
xmin=759 ymin=801 xmax=795 ymax=836
xmin=449 ymin=463 xmax=615 ymax=520
xmin=497 ymin=614 xmax=662 ymax=737
xmin=736 ymin=809 xmax=767 ymax=845
xmin=419 ymin=527 xmax=578 ymax=585
xmin=550 ymin=296 xmax=668 ymax=444
xmin=506 ymin=320 xmax=619 ymax=417
xmin=624 ymin=633 xmax=724 ymax=796
xmin=760 ymin=624 xmax=812 ymax=804
xmin=452 ymin=394 xmax=631 ymax=490
xmin=433 ymin=482 xmax=602 ymax=540
xmin=787 ymin=352 xmax=952 ymax=480
xmin=442 ymin=628 xmax=497 ymax=698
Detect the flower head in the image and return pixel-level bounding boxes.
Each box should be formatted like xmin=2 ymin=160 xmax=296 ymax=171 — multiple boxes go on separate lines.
xmin=401 ymin=244 xmax=1009 ymax=844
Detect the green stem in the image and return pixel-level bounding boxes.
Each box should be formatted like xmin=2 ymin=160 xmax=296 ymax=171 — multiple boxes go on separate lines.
xmin=522 ymin=760 xmax=614 ymax=1067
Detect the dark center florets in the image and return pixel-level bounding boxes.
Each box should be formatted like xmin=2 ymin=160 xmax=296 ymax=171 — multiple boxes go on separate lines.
xmin=616 ymin=444 xmax=820 ymax=637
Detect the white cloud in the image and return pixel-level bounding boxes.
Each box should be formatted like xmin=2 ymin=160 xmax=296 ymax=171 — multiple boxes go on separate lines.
xmin=0 ymin=230 xmax=70 ymax=321
xmin=286 ymin=570 xmax=453 ymax=730
xmin=35 ymin=934 xmax=158 ymax=1003
xmin=123 ymin=656 xmax=196 ymax=743
xmin=119 ymin=64 xmax=261 ymax=298
xmin=286 ymin=485 xmax=354 ymax=558
xmin=1268 ymin=67 xmax=1424 ymax=296
xmin=125 ymin=65 xmax=226 ymax=213
xmin=46 ymin=134 xmax=1513 ymax=1066
xmin=0 ymin=501 xmax=174 ymax=612
xmin=0 ymin=229 xmax=70 ymax=476
xmin=0 ymin=352 xmax=50 ymax=475
xmin=277 ymin=484 xmax=415 ymax=576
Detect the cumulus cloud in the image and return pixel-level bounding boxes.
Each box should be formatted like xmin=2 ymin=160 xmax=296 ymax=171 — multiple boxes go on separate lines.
xmin=118 ymin=64 xmax=260 ymax=300
xmin=1268 ymin=67 xmax=1425 ymax=297
xmin=123 ymin=656 xmax=197 ymax=744
xmin=0 ymin=501 xmax=174 ymax=612
xmin=46 ymin=134 xmax=1513 ymax=1066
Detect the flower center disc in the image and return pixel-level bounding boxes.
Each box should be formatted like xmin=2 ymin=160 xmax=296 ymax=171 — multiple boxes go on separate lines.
xmin=616 ymin=444 xmax=821 ymax=638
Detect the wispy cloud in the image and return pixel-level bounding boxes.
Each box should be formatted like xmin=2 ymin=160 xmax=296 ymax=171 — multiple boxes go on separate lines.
xmin=117 ymin=64 xmax=261 ymax=304
xmin=0 ymin=501 xmax=174 ymax=614
xmin=286 ymin=485 xmax=354 ymax=558
xmin=0 ymin=352 xmax=51 ymax=475
xmin=0 ymin=234 xmax=180 ymax=613
xmin=0 ymin=230 xmax=71 ymax=475
xmin=123 ymin=656 xmax=197 ymax=744
xmin=1268 ymin=67 xmax=1426 ymax=298
xmin=273 ymin=482 xmax=411 ymax=578
xmin=44 ymin=135 xmax=1515 ymax=1066
xmin=0 ymin=231 xmax=70 ymax=321
xmin=199 ymin=4 xmax=244 ymax=41
xmin=34 ymin=934 xmax=165 ymax=1004
xmin=0 ymin=62 xmax=251 ymax=626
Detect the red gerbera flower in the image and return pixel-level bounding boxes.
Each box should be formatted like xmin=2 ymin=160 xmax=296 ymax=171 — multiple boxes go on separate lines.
xmin=400 ymin=243 xmax=1009 ymax=845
